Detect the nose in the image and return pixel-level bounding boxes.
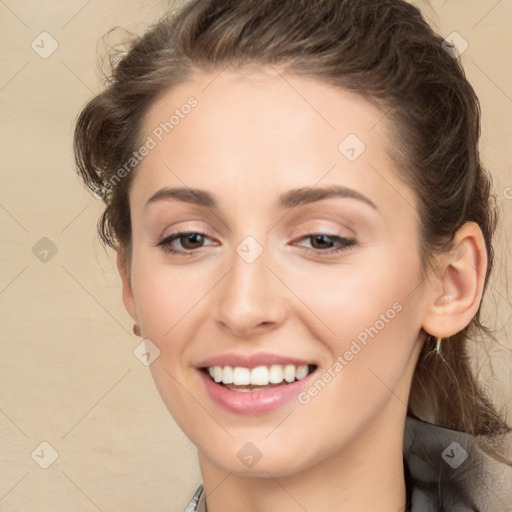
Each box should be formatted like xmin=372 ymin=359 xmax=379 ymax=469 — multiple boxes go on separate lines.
xmin=214 ymin=243 xmax=289 ymax=338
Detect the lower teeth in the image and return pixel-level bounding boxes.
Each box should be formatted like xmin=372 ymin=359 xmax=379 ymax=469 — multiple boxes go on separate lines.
xmin=226 ymin=386 xmax=267 ymax=392
xmin=221 ymin=382 xmax=292 ymax=392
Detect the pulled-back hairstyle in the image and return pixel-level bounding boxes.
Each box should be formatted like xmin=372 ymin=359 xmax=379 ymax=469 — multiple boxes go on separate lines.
xmin=74 ymin=0 xmax=511 ymax=460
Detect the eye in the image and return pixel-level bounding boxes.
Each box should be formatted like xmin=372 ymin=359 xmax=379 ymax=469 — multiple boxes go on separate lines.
xmin=156 ymin=231 xmax=356 ymax=257
xmin=156 ymin=230 xmax=217 ymax=255
xmin=294 ymin=233 xmax=356 ymax=255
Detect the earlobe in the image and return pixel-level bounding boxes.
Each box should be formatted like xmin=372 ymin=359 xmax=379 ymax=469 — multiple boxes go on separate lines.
xmin=422 ymin=222 xmax=487 ymax=338
xmin=115 ymin=245 xmax=139 ymax=325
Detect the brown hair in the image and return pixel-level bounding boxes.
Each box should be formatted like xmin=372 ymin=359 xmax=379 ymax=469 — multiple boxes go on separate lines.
xmin=74 ymin=0 xmax=511 ymax=457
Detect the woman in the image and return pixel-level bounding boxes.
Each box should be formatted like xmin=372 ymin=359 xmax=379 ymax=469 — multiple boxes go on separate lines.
xmin=73 ymin=0 xmax=512 ymax=510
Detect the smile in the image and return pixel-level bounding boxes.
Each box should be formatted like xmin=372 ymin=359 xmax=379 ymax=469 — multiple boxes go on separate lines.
xmin=196 ymin=353 xmax=319 ymax=414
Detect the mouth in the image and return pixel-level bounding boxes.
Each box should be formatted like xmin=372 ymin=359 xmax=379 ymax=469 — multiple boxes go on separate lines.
xmin=199 ymin=364 xmax=318 ymax=392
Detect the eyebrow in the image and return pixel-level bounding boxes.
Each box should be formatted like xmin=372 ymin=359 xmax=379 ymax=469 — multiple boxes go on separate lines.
xmin=278 ymin=185 xmax=377 ymax=210
xmin=144 ymin=185 xmax=377 ymax=211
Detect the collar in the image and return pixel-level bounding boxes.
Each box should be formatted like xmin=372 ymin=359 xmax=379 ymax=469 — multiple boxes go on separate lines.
xmin=403 ymin=414 xmax=511 ymax=510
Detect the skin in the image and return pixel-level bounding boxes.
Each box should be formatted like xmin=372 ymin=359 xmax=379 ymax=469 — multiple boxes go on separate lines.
xmin=116 ymin=67 xmax=487 ymax=512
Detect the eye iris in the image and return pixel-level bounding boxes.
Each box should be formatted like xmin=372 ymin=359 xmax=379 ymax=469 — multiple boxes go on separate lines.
xmin=182 ymin=233 xmax=204 ymax=249
xmin=311 ymin=234 xmax=333 ymax=249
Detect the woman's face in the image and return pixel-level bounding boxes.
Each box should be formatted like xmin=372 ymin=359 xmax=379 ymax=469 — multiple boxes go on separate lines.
xmin=122 ymin=68 xmax=429 ymax=476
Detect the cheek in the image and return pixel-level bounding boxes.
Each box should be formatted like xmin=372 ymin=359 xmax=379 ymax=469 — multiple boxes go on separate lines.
xmin=285 ymin=266 xmax=422 ymax=460
xmin=285 ymin=253 xmax=424 ymax=416
xmin=129 ymin=259 xmax=210 ymax=430
xmin=129 ymin=257 xmax=209 ymax=341
xmin=286 ymin=249 xmax=422 ymax=349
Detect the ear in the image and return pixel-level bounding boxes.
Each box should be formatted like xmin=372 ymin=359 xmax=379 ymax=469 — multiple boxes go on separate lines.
xmin=115 ymin=245 xmax=138 ymax=325
xmin=421 ymin=221 xmax=488 ymax=338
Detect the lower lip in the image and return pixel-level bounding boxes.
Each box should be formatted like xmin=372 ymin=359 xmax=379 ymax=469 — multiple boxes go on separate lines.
xmin=198 ymin=369 xmax=315 ymax=415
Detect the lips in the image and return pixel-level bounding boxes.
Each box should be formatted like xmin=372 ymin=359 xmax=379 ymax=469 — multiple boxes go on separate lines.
xmin=196 ymin=352 xmax=318 ymax=414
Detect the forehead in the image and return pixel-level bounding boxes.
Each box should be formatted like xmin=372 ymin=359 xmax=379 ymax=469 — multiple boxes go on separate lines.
xmin=141 ymin=67 xmax=389 ymax=151
xmin=132 ymin=68 xmax=415 ymax=221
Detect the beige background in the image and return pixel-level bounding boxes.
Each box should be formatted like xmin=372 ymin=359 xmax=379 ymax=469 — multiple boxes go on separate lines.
xmin=1 ymin=1 xmax=511 ymax=511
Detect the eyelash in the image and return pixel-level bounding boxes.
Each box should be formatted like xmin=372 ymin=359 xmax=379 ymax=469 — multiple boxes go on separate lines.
xmin=156 ymin=230 xmax=356 ymax=257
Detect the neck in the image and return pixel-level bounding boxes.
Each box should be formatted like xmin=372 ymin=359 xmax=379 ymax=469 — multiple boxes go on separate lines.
xmin=197 ymin=403 xmax=408 ymax=512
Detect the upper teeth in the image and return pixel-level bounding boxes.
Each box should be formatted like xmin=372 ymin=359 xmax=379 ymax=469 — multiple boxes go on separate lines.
xmin=207 ymin=364 xmax=310 ymax=386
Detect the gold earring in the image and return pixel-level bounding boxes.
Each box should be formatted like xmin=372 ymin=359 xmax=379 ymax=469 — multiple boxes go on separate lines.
xmin=133 ymin=324 xmax=141 ymax=337
xmin=435 ymin=337 xmax=442 ymax=355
